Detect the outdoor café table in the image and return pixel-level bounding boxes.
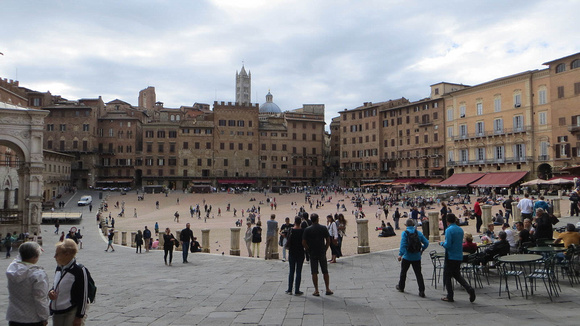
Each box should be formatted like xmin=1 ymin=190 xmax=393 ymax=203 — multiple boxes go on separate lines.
xmin=498 ymin=254 xmax=543 ymax=298
xmin=526 ymin=246 xmax=566 ymax=254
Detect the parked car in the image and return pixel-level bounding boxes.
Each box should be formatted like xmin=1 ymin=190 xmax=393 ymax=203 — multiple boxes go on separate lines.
xmin=77 ymin=195 xmax=93 ymax=206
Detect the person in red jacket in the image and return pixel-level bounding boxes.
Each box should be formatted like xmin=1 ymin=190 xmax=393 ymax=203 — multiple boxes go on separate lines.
xmin=474 ymin=198 xmax=483 ymax=233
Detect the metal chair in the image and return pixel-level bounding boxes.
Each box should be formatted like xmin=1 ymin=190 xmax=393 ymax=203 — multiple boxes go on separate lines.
xmin=555 ymin=244 xmax=579 ymax=286
xmin=496 ymin=256 xmax=524 ymax=299
xmin=429 ymin=250 xmax=444 ymax=289
xmin=527 ymin=254 xmax=559 ymax=301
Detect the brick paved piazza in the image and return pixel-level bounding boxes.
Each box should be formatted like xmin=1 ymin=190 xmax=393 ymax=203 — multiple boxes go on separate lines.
xmin=2 ymin=190 xmax=579 ymax=325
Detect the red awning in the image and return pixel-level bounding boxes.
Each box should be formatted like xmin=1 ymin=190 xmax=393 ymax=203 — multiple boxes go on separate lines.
xmin=469 ymin=172 xmax=528 ymax=187
xmin=436 ymin=173 xmax=486 ymax=187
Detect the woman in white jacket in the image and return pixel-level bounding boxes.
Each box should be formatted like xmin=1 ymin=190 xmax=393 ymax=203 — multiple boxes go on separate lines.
xmin=6 ymin=241 xmax=49 ymax=326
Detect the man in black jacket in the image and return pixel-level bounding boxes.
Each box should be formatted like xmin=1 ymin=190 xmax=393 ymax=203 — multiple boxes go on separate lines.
xmin=180 ymin=223 xmax=194 ymax=263
xmin=480 ymin=231 xmax=510 ymax=263
xmin=503 ymin=195 xmax=514 ymax=222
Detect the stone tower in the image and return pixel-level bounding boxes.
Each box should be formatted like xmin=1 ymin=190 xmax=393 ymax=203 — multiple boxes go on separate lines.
xmin=235 ymin=65 xmax=251 ymax=105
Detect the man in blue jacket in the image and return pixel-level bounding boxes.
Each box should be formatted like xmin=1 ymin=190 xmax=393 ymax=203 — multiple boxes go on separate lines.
xmin=439 ymin=214 xmax=476 ymax=303
xmin=396 ymin=219 xmax=429 ymax=297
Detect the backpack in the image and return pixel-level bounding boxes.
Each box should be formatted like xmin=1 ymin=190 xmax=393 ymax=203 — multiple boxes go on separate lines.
xmin=77 ymin=264 xmax=97 ymax=303
xmin=405 ymin=230 xmax=422 ymax=253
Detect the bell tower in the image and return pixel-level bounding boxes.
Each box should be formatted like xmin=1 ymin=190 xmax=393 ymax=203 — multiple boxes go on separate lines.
xmin=235 ymin=65 xmax=251 ymax=105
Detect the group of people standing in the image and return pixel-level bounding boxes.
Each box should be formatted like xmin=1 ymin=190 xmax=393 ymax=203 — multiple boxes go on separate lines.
xmin=7 ymin=239 xmax=92 ymax=326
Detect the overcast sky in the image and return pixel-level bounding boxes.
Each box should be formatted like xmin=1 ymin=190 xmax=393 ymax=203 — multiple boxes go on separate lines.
xmin=1 ymin=0 xmax=578 ymax=130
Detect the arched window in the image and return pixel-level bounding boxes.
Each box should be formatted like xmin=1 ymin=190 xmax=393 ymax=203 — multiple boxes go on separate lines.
xmin=555 ymin=63 xmax=566 ymax=73
xmin=572 ymin=59 xmax=580 ymax=70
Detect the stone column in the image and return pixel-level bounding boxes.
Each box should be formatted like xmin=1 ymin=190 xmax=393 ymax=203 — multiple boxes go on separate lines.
xmin=102 ymin=225 xmax=108 ymax=237
xmin=481 ymin=205 xmax=492 ymax=229
xmin=113 ymin=230 xmax=119 ymax=244
xmin=131 ymin=232 xmax=136 ymax=247
xmin=201 ymin=229 xmax=210 ymax=253
xmin=552 ymin=198 xmax=561 ymax=218
xmin=558 ymin=190 xmax=563 ymax=199
xmin=356 ymin=219 xmax=370 ymax=254
xmin=175 ymin=230 xmax=182 ymax=251
xmin=230 ymin=227 xmax=241 ymax=256
xmin=511 ymin=201 xmax=520 ymax=223
xmin=508 ymin=188 xmax=512 ymax=196
xmin=121 ymin=231 xmax=127 ymax=246
xmin=428 ymin=211 xmax=440 ymax=242
xmin=159 ymin=233 xmax=164 ymax=248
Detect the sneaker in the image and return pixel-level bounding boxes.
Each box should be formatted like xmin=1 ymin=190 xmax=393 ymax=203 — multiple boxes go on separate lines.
xmin=468 ymin=288 xmax=476 ymax=303
xmin=419 ymin=291 xmax=425 ymax=298
xmin=395 ymin=285 xmax=404 ymax=292
xmin=295 ymin=291 xmax=304 ymax=295
xmin=285 ymin=291 xmax=292 ymax=295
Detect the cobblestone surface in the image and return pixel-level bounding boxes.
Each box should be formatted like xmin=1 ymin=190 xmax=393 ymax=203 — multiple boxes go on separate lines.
xmin=2 ymin=191 xmax=579 ymax=325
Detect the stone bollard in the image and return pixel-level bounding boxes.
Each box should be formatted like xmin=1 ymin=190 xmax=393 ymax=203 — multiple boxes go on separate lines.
xmin=481 ymin=205 xmax=492 ymax=229
xmin=158 ymin=233 xmax=164 ymax=248
xmin=102 ymin=225 xmax=109 ymax=237
xmin=230 ymin=227 xmax=241 ymax=256
xmin=552 ymin=198 xmax=561 ymax=218
xmin=428 ymin=211 xmax=440 ymax=242
xmin=511 ymin=201 xmax=520 ymax=223
xmin=558 ymin=190 xmax=563 ymax=199
xmin=356 ymin=219 xmax=370 ymax=254
xmin=121 ymin=231 xmax=127 ymax=246
xmin=131 ymin=232 xmax=136 ymax=247
xmin=508 ymin=188 xmax=512 ymax=196
xmin=175 ymin=230 xmax=182 ymax=251
xmin=113 ymin=230 xmax=119 ymax=244
xmin=201 ymin=229 xmax=210 ymax=253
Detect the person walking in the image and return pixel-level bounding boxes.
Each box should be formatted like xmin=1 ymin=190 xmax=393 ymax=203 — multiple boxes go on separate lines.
xmin=265 ymin=214 xmax=278 ymax=260
xmin=163 ymin=228 xmax=178 ymax=266
xmin=396 ymin=219 xmax=429 ymax=297
xmin=180 ymin=223 xmax=194 ymax=263
xmin=393 ymin=207 xmax=401 ymax=230
xmin=4 ymin=232 xmax=13 ymax=258
xmin=302 ymin=213 xmax=333 ymax=296
xmin=244 ymin=221 xmax=253 ymax=257
xmin=6 ymin=242 xmax=49 ymax=326
xmin=135 ymin=230 xmax=143 ymax=253
xmin=439 ymin=214 xmax=476 ymax=303
xmin=326 ymin=215 xmax=340 ymax=263
xmin=251 ymin=221 xmax=262 ymax=258
xmin=474 ymin=199 xmax=483 ymax=233
xmin=286 ymin=216 xmax=305 ymax=295
xmin=104 ymin=229 xmax=115 ymax=252
xmin=143 ymin=226 xmax=152 ymax=253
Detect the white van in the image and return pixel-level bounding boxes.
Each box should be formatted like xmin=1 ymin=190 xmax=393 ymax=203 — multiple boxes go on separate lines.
xmin=77 ymin=195 xmax=92 ymax=206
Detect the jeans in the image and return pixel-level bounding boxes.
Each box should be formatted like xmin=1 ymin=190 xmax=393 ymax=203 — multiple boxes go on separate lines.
xmin=398 ymin=258 xmax=425 ymax=292
xmin=504 ymin=209 xmax=512 ymax=221
xmin=443 ymin=259 xmax=472 ymax=300
xmin=282 ymin=238 xmax=288 ymax=260
xmin=287 ymin=253 xmax=305 ymax=293
xmin=182 ymin=241 xmax=190 ymax=262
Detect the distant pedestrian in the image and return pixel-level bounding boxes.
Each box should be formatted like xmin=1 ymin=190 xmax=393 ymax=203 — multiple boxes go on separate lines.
xmin=180 ymin=223 xmax=194 ymax=263
xmin=135 ymin=230 xmax=143 ymax=253
xmin=54 ymin=221 xmax=60 ymax=234
xmin=163 ymin=228 xmax=178 ymax=266
xmin=244 ymin=222 xmax=253 ymax=257
xmin=143 ymin=226 xmax=152 ymax=252
xmin=252 ymin=222 xmax=262 ymax=258
xmin=265 ymin=214 xmax=278 ymax=260
xmin=174 ymin=211 xmax=180 ymax=223
xmin=105 ymin=229 xmax=115 ymax=252
xmin=134 ymin=208 xmax=138 ymax=218
xmin=286 ymin=216 xmax=305 ymax=295
xmin=155 ymin=222 xmax=159 ymax=235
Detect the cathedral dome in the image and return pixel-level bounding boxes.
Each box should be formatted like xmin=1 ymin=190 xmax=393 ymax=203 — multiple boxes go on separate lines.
xmin=259 ymin=91 xmax=281 ymax=114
